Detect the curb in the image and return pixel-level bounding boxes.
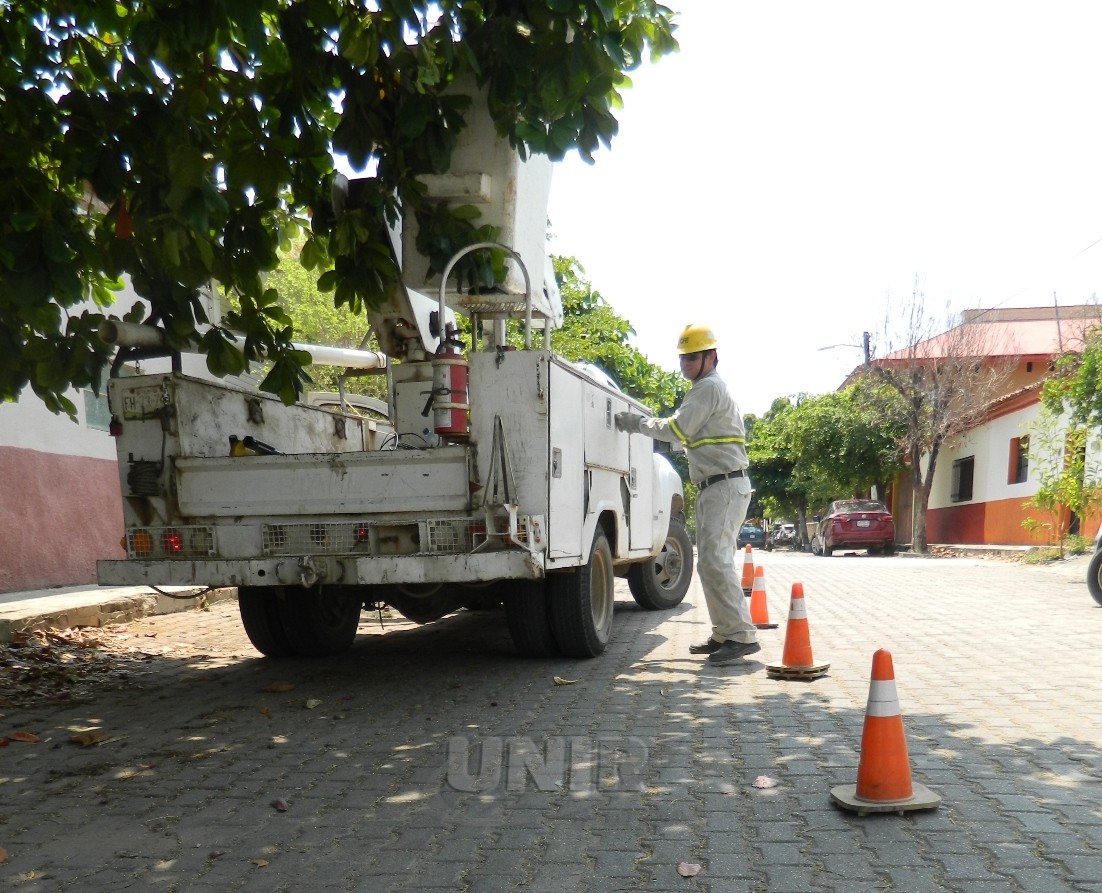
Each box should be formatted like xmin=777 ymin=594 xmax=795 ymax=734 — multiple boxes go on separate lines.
xmin=0 ymin=586 xmax=238 ymax=643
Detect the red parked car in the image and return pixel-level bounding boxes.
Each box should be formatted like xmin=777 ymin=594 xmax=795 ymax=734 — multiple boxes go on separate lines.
xmin=811 ymin=499 xmax=896 ymax=556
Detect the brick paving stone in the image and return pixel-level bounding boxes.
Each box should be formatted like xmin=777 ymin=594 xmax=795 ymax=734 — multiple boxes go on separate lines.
xmin=760 ymin=864 xmax=831 ymax=892
xmin=1054 ymin=852 xmax=1102 ymax=884
xmin=877 ymin=865 xmax=947 ymax=891
xmin=1014 ymin=868 xmax=1090 ymax=893
xmin=813 ymin=853 xmax=881 ymax=880
xmin=936 ymin=854 xmax=1010 ymax=879
xmin=757 ymin=840 xmax=806 ymax=864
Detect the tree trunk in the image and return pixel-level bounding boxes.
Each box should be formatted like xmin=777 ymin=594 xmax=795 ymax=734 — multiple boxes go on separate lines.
xmin=910 ymin=442 xmax=941 ymax=553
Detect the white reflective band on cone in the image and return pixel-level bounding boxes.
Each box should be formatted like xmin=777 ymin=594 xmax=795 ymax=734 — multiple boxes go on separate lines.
xmin=787 ymin=599 xmax=807 ymax=619
xmin=865 ymin=679 xmax=901 ymax=717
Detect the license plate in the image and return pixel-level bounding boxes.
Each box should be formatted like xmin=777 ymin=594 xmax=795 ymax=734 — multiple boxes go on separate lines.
xmin=857 ymin=520 xmax=870 ymax=528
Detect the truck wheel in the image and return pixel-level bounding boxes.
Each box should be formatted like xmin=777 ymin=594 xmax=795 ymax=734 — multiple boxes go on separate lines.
xmin=1088 ymin=549 xmax=1102 ymax=607
xmin=627 ymin=517 xmax=694 ymax=610
xmin=504 ymin=580 xmax=558 ymax=657
xmin=238 ymin=586 xmax=295 ymax=657
xmin=549 ymin=529 xmax=615 ymax=658
xmin=276 ymin=585 xmax=363 ymax=656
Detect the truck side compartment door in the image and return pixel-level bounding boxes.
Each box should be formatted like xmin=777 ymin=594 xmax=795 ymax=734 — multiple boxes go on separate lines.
xmin=548 ymin=363 xmax=584 ymax=560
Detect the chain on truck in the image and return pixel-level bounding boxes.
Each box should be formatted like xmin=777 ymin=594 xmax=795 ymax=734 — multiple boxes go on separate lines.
xmin=96 ymin=85 xmax=694 ymax=660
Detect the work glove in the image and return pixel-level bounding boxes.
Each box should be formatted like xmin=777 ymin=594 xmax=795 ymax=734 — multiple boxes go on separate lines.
xmin=614 ymin=412 xmax=642 ymax=434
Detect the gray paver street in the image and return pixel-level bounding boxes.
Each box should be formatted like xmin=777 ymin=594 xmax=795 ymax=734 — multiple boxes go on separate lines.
xmin=2 ymin=552 xmax=1101 ymax=892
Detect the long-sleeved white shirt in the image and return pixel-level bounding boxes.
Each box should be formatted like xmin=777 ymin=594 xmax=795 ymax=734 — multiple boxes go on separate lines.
xmin=636 ymin=371 xmax=748 ymax=485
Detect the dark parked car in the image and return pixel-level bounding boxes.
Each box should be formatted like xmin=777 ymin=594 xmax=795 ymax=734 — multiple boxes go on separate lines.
xmin=737 ymin=523 xmax=767 ymax=550
xmin=811 ymin=499 xmax=896 ymax=556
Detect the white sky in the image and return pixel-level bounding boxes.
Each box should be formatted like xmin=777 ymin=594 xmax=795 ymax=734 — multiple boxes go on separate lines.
xmin=546 ymin=1 xmax=1102 ymax=417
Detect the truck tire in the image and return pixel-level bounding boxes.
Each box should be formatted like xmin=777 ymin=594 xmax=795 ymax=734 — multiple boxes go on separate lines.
xmin=1088 ymin=549 xmax=1102 ymax=607
xmin=238 ymin=586 xmax=295 ymax=658
xmin=627 ymin=517 xmax=694 ymax=610
xmin=504 ymin=580 xmax=558 ymax=657
xmin=275 ymin=585 xmax=363 ymax=657
xmin=549 ymin=529 xmax=615 ymax=658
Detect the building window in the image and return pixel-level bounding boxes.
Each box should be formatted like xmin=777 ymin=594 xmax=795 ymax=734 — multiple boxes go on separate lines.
xmin=83 ymin=365 xmax=134 ymax=432
xmin=951 ymin=456 xmax=975 ymax=503
xmin=1008 ymin=436 xmax=1029 ymax=484
xmin=83 ymin=369 xmax=112 ymax=432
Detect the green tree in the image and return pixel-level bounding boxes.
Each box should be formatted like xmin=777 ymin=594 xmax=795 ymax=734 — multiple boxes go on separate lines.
xmin=794 ymin=382 xmax=907 ymax=503
xmin=0 ymin=0 xmax=677 ymax=415
xmin=748 ymin=384 xmax=906 ymax=546
xmin=1022 ymin=409 xmax=1102 ymax=556
xmin=1042 ymin=323 xmax=1102 ymax=426
xmin=261 ymin=241 xmax=387 ymax=401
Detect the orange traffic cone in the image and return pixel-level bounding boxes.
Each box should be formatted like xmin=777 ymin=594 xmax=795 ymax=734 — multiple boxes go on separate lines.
xmin=831 ymin=649 xmax=941 ymax=815
xmin=749 ymin=566 xmax=778 ymax=629
xmin=740 ymin=545 xmax=755 ymax=594
xmin=765 ymin=582 xmax=829 ymax=680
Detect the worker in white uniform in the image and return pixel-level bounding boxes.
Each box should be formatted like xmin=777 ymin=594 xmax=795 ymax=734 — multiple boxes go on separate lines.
xmin=615 ymin=324 xmax=760 ymax=666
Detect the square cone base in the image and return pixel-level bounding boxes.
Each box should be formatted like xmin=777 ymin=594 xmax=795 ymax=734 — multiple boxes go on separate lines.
xmin=829 ymin=782 xmax=941 ymax=816
xmin=766 ymin=662 xmax=830 ymax=680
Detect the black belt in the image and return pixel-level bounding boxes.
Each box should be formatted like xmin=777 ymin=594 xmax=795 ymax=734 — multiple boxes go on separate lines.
xmin=697 ymin=469 xmax=746 ymax=490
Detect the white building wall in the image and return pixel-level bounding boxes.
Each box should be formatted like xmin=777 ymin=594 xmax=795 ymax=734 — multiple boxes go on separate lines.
xmin=928 ymin=404 xmax=1045 ymax=512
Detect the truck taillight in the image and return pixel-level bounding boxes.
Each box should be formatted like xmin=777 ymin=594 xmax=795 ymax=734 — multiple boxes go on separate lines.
xmin=132 ymin=531 xmax=154 ymax=555
xmin=163 ymin=531 xmax=183 ymax=553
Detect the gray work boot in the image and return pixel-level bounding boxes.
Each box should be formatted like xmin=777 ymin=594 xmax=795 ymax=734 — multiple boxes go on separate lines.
xmin=707 ymin=640 xmax=762 ymax=665
xmin=689 ymin=638 xmax=724 ymax=655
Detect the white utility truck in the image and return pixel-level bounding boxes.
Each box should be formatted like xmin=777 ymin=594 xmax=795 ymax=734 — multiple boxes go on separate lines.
xmin=96 ymin=91 xmax=693 ymax=659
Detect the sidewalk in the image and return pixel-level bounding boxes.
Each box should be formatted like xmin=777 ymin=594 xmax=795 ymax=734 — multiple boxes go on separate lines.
xmin=0 ymin=584 xmax=237 ymax=643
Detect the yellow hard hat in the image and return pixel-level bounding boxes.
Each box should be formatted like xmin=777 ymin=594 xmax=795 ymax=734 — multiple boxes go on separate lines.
xmin=677 ymin=324 xmax=719 ymax=355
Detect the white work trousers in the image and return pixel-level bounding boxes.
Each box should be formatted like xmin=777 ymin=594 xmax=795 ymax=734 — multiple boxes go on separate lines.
xmin=695 ymin=476 xmax=758 ymax=644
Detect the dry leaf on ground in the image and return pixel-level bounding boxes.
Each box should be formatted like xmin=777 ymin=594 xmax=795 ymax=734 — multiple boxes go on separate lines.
xmin=552 ymin=676 xmax=578 ymax=686
xmin=71 ymin=730 xmax=108 ymax=747
xmin=677 ymin=862 xmax=701 ymax=877
xmin=751 ymin=775 xmax=779 ymax=789
xmin=9 ymin=731 xmax=41 ymax=743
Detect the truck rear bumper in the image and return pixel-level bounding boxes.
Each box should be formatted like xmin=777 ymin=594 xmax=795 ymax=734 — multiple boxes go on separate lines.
xmin=97 ymin=550 xmax=543 ymax=589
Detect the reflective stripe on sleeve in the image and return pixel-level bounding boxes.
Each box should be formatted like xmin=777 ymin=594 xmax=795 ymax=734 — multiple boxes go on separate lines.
xmin=669 ymin=419 xmax=688 ymax=445
xmin=667 ymin=419 xmax=746 ymax=450
xmin=684 ymin=434 xmax=747 ymax=448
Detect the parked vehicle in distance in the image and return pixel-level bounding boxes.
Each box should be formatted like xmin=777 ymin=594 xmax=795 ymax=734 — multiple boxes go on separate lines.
xmin=1087 ymin=527 xmax=1102 ymax=607
xmin=737 ymin=523 xmax=767 ymax=550
xmin=811 ymin=499 xmax=896 ymax=556
xmin=766 ymin=522 xmax=796 ymax=551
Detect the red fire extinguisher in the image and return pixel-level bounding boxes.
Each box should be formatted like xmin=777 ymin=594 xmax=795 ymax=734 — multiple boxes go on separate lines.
xmin=431 ymin=327 xmax=469 ymax=437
